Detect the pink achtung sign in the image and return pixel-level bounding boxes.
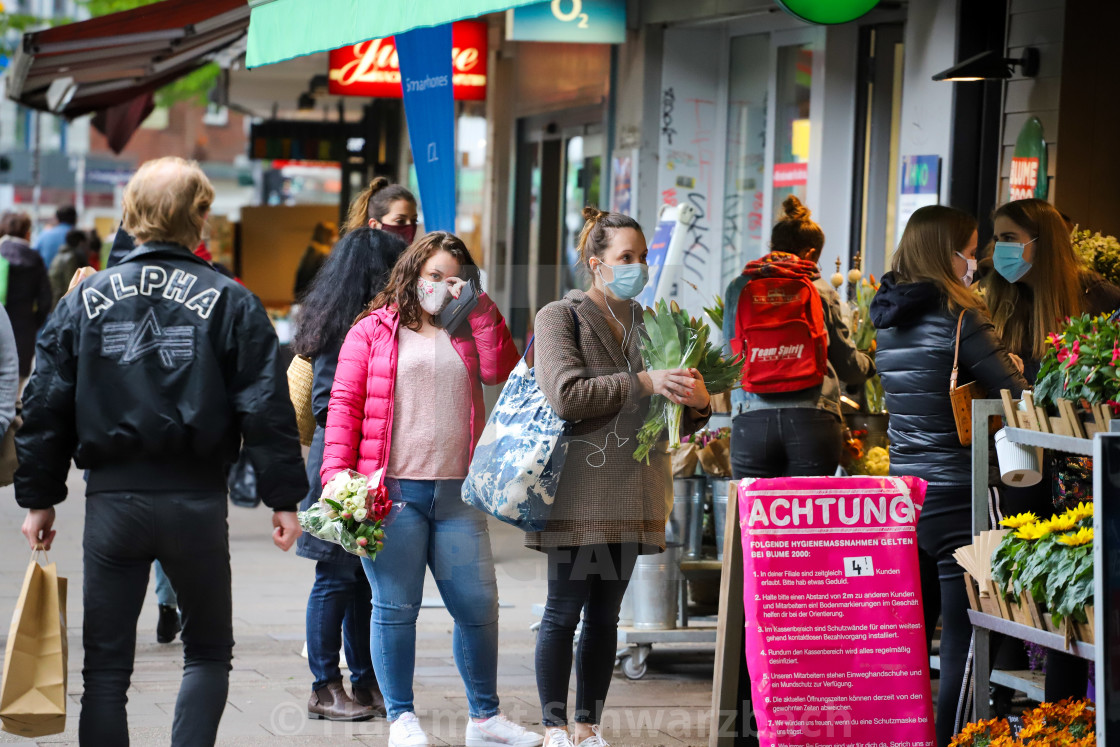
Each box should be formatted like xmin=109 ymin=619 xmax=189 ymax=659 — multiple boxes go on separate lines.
xmin=738 ymin=476 xmax=935 ymax=747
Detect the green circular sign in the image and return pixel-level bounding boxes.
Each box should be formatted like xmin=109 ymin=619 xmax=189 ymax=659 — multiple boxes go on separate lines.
xmin=776 ymin=0 xmax=881 ymax=24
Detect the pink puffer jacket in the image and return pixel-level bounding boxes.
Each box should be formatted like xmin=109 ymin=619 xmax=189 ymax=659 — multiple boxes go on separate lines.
xmin=321 ymin=292 xmax=520 ymax=485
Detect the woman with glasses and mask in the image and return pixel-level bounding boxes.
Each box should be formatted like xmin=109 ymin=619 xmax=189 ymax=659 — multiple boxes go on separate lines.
xmin=529 ymin=207 xmax=712 ymax=747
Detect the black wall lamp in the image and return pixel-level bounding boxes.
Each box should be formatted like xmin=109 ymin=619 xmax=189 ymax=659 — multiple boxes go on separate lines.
xmin=932 ymin=47 xmax=1039 ymax=81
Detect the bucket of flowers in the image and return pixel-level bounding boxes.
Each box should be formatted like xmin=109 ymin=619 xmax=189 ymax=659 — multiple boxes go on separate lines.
xmin=298 ymin=469 xmax=399 ymax=559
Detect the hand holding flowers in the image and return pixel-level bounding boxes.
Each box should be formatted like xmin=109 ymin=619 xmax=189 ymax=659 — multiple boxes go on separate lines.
xmin=298 ymin=469 xmax=397 ymax=559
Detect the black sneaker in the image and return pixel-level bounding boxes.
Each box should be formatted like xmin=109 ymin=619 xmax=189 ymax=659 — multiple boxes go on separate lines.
xmin=157 ymin=605 xmax=181 ymax=644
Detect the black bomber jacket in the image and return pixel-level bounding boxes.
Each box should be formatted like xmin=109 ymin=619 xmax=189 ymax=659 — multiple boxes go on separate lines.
xmin=14 ymin=242 xmax=308 ymax=510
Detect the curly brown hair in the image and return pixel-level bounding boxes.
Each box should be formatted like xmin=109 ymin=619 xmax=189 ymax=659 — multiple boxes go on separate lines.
xmin=362 ymin=231 xmax=479 ymax=331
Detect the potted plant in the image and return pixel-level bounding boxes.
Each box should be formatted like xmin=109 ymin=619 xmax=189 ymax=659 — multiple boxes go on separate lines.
xmin=990 ymin=503 xmax=1095 ymax=637
xmin=1032 ymin=312 xmax=1119 ymax=435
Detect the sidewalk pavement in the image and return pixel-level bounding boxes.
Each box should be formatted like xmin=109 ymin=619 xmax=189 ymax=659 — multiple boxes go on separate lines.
xmin=0 ymin=468 xmax=716 ymax=746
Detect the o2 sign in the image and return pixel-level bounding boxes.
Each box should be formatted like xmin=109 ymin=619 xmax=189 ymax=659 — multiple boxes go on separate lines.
xmin=551 ymin=0 xmax=590 ymax=28
xmin=507 ymin=0 xmax=627 ymax=43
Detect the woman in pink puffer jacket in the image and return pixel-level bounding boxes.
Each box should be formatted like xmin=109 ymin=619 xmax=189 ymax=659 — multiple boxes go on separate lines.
xmin=322 ymin=232 xmax=541 ymax=747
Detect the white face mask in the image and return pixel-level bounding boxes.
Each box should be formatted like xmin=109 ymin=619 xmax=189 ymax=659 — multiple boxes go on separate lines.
xmin=417 ymin=278 xmax=451 ymax=315
xmin=956 ymin=251 xmax=978 ymax=287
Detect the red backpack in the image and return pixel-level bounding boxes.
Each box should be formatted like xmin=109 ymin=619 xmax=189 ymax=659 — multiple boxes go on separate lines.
xmin=730 ymin=275 xmax=828 ymax=393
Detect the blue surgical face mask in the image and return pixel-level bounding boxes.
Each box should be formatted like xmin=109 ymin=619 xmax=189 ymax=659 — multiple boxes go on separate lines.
xmin=993 ymin=238 xmax=1037 ymax=283
xmin=596 ymin=261 xmax=649 ymax=300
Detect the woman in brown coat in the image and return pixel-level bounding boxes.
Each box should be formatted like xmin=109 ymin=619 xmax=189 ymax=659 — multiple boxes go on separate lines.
xmin=530 ymin=208 xmax=711 ymax=747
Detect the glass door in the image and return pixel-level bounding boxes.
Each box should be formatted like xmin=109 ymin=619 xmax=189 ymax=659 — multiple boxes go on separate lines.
xmin=560 ymin=133 xmax=603 ymax=295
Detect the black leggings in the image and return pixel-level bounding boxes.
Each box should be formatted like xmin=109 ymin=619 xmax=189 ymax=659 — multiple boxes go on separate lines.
xmin=535 ymin=544 xmax=639 ymax=727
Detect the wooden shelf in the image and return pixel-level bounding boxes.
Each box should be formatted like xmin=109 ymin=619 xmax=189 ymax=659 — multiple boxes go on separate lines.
xmin=967 ymin=610 xmax=1095 ymax=660
xmin=1001 ymin=427 xmax=1094 ymax=456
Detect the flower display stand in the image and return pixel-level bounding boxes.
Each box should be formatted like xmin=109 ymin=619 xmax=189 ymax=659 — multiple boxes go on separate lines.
xmin=968 ymin=398 xmax=1115 ymax=739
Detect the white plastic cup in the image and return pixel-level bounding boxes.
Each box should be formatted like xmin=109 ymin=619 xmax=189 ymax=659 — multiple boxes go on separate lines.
xmin=994 ymin=428 xmax=1043 ymax=487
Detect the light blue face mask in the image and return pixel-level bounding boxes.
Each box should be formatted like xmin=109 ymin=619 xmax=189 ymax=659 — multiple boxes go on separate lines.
xmin=597 ymin=261 xmax=649 ymax=300
xmin=993 ymin=238 xmax=1037 ymax=283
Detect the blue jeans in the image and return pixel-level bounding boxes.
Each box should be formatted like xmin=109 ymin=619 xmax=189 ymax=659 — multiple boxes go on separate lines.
xmin=306 ymin=560 xmax=377 ymax=692
xmin=153 ymin=560 xmax=178 ymax=607
xmin=361 ymin=479 xmax=500 ymax=721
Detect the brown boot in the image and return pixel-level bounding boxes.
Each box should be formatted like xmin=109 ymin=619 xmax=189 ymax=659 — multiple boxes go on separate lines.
xmin=307 ymin=681 xmax=376 ymax=721
xmin=351 ymin=683 xmax=387 ymax=717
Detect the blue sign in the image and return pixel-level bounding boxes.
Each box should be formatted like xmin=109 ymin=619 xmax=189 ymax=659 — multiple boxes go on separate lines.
xmin=900 ymin=155 xmax=940 ymax=195
xmin=508 ymin=0 xmax=626 ymax=44
xmin=396 ymin=24 xmax=457 ymax=233
xmin=636 ymin=218 xmax=675 ymax=308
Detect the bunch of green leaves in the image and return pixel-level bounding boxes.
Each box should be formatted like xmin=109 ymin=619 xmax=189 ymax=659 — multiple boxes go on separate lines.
xmin=1046 ymin=539 xmax=1094 ymax=625
xmin=702 ymin=295 xmax=724 ymax=330
xmin=1033 ymin=312 xmax=1120 ymax=411
xmin=632 ymin=299 xmax=744 ymax=463
xmin=1072 ymin=226 xmax=1120 ymax=287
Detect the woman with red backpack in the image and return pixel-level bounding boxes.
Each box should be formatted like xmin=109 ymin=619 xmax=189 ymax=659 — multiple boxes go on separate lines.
xmin=722 ymin=196 xmax=875 ymax=480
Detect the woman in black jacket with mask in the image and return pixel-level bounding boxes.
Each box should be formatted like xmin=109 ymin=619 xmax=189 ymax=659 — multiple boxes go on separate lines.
xmin=871 ymin=205 xmax=1027 ymax=747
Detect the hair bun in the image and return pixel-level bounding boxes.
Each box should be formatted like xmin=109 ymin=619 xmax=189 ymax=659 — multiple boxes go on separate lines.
xmin=582 ymin=205 xmax=607 ymax=224
xmin=782 ymin=195 xmax=811 ymax=222
xmin=368 ymin=176 xmax=390 ymax=194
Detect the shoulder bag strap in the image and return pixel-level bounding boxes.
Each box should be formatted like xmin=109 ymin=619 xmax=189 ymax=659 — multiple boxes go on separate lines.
xmin=950 ymin=309 xmax=966 ymax=391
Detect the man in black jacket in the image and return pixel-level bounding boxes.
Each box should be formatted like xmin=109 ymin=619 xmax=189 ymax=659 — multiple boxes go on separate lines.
xmin=15 ymin=157 xmax=308 ymax=746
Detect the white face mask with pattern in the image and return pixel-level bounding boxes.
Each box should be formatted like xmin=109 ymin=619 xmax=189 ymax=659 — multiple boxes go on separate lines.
xmin=417 ymin=278 xmax=452 ymax=315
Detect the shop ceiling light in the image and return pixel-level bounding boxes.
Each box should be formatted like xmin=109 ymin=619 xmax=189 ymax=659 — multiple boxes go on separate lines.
xmin=932 ymin=48 xmax=1039 ymax=82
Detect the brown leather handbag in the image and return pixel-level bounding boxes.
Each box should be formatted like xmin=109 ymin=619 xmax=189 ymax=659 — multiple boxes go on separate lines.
xmin=949 ymin=310 xmax=986 ymax=446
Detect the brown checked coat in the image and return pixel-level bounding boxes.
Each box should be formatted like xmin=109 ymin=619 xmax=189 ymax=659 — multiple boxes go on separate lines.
xmin=527 ymin=289 xmax=710 ymax=554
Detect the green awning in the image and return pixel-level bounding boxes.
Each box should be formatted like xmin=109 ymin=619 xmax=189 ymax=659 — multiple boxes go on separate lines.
xmin=246 ymin=0 xmax=539 ymax=68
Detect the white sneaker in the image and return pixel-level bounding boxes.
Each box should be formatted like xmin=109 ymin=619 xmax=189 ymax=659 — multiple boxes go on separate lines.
xmin=388 ymin=712 xmax=430 ymax=747
xmin=575 ymin=725 xmax=610 ymax=747
xmin=544 ymin=729 xmax=575 ymax=747
xmin=466 ymin=713 xmax=544 ymax=746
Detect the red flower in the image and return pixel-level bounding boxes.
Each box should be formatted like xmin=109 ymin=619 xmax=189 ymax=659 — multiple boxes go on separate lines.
xmin=1047 ymin=333 xmax=1061 ymax=348
xmin=1058 ymin=340 xmax=1081 ymax=368
xmin=1112 ymin=344 xmax=1119 ymax=365
xmin=365 ymin=484 xmax=393 ymax=522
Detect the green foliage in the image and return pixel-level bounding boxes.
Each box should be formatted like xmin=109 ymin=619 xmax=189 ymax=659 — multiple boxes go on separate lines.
xmin=632 ymin=299 xmax=745 ymax=463
xmin=1072 ymin=226 xmax=1120 ymax=287
xmin=702 ymin=295 xmax=724 ymax=330
xmin=1033 ymin=312 xmax=1120 ymax=411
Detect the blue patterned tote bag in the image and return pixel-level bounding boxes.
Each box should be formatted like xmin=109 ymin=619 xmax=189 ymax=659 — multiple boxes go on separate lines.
xmin=462 ymin=318 xmax=577 ymax=531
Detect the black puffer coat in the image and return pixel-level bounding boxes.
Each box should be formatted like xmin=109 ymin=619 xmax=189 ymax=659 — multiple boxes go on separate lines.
xmin=870 ymin=273 xmax=1028 ymax=486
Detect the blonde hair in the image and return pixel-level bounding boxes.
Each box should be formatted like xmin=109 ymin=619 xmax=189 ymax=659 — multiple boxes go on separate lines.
xmin=770 ymin=196 xmax=824 ymax=258
xmin=892 ymin=205 xmax=985 ymax=314
xmin=344 ymin=177 xmax=416 ymax=233
xmin=122 ymin=157 xmax=213 ymax=249
xmin=981 ymin=199 xmax=1086 ymax=360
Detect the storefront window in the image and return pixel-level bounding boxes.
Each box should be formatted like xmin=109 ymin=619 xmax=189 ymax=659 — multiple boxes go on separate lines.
xmin=772 ymin=43 xmax=813 ymax=218
xmin=722 ymin=34 xmax=770 ymax=290
xmin=561 ymin=135 xmax=601 ymax=294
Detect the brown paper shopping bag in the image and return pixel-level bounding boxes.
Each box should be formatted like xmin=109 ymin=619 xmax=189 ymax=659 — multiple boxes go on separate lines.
xmin=0 ymin=549 xmax=68 ymax=737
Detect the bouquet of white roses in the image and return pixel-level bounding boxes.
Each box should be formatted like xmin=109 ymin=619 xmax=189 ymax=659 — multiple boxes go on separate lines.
xmin=298 ymin=469 xmax=397 ymax=559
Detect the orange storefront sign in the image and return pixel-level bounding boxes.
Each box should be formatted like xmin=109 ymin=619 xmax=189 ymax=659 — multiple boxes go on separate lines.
xmin=328 ymin=20 xmax=488 ymax=101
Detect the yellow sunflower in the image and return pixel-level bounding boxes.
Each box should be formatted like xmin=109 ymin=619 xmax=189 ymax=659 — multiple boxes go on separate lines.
xmin=1063 ymin=502 xmax=1094 ymax=523
xmin=1015 ymin=521 xmax=1053 ymax=541
xmin=1047 ymin=513 xmax=1079 ymax=532
xmin=1000 ymin=512 xmax=1039 ymax=529
xmin=1057 ymin=527 xmax=1093 ymax=547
